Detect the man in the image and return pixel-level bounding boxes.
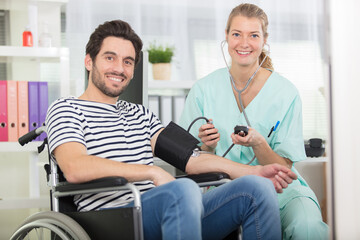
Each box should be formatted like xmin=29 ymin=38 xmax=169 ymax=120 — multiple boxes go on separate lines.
xmin=46 ymin=19 xmax=297 ymax=239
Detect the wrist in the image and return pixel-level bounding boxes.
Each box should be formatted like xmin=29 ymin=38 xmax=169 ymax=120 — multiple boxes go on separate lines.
xmin=201 ymin=144 xmax=216 ymax=153
xmin=148 ymin=165 xmax=163 ymax=180
xmin=252 ymin=136 xmax=267 ymax=151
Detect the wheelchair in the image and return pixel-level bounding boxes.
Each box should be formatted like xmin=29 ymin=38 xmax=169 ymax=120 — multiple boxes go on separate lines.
xmin=10 ymin=126 xmax=232 ymax=240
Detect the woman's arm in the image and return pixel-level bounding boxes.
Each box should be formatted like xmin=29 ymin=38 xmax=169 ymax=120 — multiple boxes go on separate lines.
xmin=231 ymin=129 xmax=293 ymax=168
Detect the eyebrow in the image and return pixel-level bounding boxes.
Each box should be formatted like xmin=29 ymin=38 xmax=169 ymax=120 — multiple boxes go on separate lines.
xmin=231 ymin=29 xmax=261 ymax=34
xmin=102 ymin=51 xmax=135 ymax=62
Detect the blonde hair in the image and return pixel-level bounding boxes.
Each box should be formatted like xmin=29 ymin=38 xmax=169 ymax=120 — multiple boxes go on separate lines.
xmin=226 ymin=3 xmax=273 ymax=70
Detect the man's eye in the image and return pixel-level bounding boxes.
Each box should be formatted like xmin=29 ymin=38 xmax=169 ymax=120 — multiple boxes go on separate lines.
xmin=106 ymin=56 xmax=113 ymax=61
xmin=125 ymin=60 xmax=133 ymax=65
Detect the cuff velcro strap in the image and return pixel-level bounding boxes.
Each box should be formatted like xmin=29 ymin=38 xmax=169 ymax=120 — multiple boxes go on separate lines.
xmin=155 ymin=121 xmax=200 ymax=172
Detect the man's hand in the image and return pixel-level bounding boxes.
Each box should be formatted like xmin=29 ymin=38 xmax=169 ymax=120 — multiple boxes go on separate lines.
xmin=254 ymin=164 xmax=298 ymax=193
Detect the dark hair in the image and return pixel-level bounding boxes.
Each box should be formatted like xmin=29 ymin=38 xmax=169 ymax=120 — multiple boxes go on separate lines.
xmin=226 ymin=3 xmax=273 ymax=70
xmin=86 ymin=20 xmax=143 ymax=65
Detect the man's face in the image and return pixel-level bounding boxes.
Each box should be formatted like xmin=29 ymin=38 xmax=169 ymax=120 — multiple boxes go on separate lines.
xmin=86 ymin=36 xmax=136 ymax=98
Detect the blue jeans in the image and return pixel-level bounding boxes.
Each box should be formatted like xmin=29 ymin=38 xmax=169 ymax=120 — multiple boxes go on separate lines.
xmin=125 ymin=175 xmax=281 ymax=240
xmin=202 ymin=176 xmax=281 ymax=239
xmin=129 ymin=178 xmax=203 ymax=240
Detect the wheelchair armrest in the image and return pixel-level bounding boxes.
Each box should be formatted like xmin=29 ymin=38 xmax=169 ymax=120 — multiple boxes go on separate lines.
xmin=176 ymin=172 xmax=231 ymax=187
xmin=55 ymin=176 xmax=128 ymax=192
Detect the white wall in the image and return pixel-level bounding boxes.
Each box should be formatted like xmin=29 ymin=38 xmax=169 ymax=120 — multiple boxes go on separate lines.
xmin=329 ymin=0 xmax=360 ymax=239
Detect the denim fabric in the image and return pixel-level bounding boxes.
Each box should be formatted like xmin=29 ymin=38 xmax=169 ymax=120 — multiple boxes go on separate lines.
xmin=126 ymin=178 xmax=203 ymax=240
xmin=202 ymin=176 xmax=281 ymax=240
xmin=124 ymin=176 xmax=281 ymax=240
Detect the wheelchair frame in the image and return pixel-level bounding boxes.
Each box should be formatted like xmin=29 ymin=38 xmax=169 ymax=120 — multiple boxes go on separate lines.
xmin=10 ymin=126 xmax=233 ymax=240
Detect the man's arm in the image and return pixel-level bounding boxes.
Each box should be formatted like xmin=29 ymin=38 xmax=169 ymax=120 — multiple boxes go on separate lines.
xmin=151 ymin=126 xmax=297 ymax=193
xmin=53 ymin=141 xmax=175 ymax=186
xmin=185 ymin=154 xmax=296 ymax=193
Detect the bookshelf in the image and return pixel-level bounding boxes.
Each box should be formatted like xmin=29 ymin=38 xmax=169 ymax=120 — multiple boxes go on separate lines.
xmin=0 ymin=0 xmax=68 ymax=216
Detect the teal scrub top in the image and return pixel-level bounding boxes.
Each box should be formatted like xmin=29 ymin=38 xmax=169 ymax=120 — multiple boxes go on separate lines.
xmin=179 ymin=68 xmax=320 ymax=208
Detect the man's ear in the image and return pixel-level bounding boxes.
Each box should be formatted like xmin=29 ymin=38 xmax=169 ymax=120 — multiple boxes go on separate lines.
xmin=85 ymin=54 xmax=93 ymax=71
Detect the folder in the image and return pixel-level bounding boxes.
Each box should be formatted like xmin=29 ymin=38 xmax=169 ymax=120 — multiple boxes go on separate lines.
xmin=38 ymin=82 xmax=48 ymax=141
xmin=0 ymin=80 xmax=8 ymax=142
xmin=17 ymin=81 xmax=29 ymax=138
xmin=7 ymin=81 xmax=18 ymax=142
xmin=28 ymin=81 xmax=40 ymax=141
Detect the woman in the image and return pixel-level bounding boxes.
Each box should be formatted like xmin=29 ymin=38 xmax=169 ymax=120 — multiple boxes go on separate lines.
xmin=179 ymin=3 xmax=328 ymax=239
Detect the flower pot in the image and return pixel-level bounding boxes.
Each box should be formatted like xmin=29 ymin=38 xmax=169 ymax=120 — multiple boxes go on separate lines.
xmin=152 ymin=63 xmax=171 ymax=80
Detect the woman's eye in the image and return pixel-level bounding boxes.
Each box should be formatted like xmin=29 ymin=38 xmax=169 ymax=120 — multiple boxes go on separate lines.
xmin=233 ymin=33 xmax=240 ymax=37
xmin=106 ymin=56 xmax=113 ymax=61
xmin=251 ymin=34 xmax=259 ymax=38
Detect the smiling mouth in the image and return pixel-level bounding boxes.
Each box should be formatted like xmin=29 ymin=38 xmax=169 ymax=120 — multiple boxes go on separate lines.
xmin=236 ymin=50 xmax=251 ymax=55
xmin=107 ymin=75 xmax=125 ymax=83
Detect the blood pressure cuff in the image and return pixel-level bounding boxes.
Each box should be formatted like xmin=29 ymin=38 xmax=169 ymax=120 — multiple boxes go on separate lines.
xmin=155 ymin=121 xmax=200 ymax=172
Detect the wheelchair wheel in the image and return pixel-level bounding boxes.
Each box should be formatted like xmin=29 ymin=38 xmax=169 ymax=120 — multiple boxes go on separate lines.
xmin=10 ymin=211 xmax=90 ymax=240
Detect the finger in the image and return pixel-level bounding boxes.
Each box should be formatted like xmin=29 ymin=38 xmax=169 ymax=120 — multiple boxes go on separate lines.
xmin=275 ymin=174 xmax=288 ymax=189
xmin=282 ymin=168 xmax=298 ymax=180
xmin=278 ymin=171 xmax=293 ymax=184
xmin=273 ymin=180 xmax=283 ymax=193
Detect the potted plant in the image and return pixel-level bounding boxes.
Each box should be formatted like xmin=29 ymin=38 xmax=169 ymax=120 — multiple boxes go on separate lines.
xmin=147 ymin=42 xmax=174 ymax=80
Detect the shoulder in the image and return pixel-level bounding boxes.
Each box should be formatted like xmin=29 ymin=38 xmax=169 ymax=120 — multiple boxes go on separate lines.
xmin=191 ymin=68 xmax=228 ymax=93
xmin=270 ymin=71 xmax=299 ymax=94
xmin=268 ymin=71 xmax=300 ymax=101
xmin=197 ymin=68 xmax=228 ymax=85
xmin=117 ymin=100 xmax=158 ymax=121
xmin=118 ymin=100 xmax=148 ymax=115
xmin=47 ymin=97 xmax=79 ymax=116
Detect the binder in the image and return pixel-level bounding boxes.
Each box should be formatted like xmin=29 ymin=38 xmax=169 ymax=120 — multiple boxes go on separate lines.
xmin=7 ymin=81 xmax=18 ymax=142
xmin=28 ymin=81 xmax=40 ymax=140
xmin=17 ymin=81 xmax=29 ymax=138
xmin=0 ymin=80 xmax=8 ymax=142
xmin=38 ymin=82 xmax=48 ymax=141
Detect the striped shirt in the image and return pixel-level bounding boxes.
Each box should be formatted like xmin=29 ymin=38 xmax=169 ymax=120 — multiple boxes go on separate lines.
xmin=45 ymin=97 xmax=163 ymax=211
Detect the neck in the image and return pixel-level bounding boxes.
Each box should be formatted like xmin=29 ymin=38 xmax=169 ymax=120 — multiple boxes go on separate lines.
xmin=229 ymin=62 xmax=260 ymax=86
xmin=79 ymin=87 xmax=118 ymax=105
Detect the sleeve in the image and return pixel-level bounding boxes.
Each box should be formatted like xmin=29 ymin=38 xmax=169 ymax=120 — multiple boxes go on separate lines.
xmin=146 ymin=106 xmax=163 ymax=138
xmin=272 ymin=94 xmax=307 ymax=163
xmin=178 ymin=83 xmax=205 ymax=140
xmin=45 ymin=99 xmax=86 ymax=154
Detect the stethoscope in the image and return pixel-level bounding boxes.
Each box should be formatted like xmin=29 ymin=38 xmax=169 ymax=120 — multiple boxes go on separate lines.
xmin=220 ymin=40 xmax=270 ymax=164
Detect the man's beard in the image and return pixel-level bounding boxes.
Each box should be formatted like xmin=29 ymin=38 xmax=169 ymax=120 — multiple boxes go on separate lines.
xmin=91 ymin=64 xmax=130 ymax=98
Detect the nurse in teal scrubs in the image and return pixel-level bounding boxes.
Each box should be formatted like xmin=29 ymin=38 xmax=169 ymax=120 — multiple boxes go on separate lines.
xmin=179 ymin=3 xmax=328 ymax=239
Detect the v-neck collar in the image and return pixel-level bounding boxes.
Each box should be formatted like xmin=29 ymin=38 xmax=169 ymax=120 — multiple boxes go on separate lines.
xmin=225 ymin=69 xmax=274 ymax=119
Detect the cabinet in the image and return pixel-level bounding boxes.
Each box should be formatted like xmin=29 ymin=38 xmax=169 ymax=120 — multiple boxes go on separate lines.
xmin=0 ymin=0 xmax=69 ymax=212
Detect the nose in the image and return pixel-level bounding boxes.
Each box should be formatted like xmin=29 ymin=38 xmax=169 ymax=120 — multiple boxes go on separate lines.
xmin=238 ymin=36 xmax=249 ymax=48
xmin=112 ymin=60 xmax=125 ymax=74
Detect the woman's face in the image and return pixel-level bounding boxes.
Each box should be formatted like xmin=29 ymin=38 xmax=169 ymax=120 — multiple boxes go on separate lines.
xmin=226 ymin=15 xmax=266 ymax=68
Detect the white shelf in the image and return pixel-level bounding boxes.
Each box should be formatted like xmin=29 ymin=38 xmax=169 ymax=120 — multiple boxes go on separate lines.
xmin=0 ymin=142 xmax=41 ymax=153
xmin=148 ymin=80 xmax=195 ymax=90
xmin=0 ymin=197 xmax=49 ymax=210
xmin=304 ymin=157 xmax=328 ymax=163
xmin=0 ymin=46 xmax=69 ymax=62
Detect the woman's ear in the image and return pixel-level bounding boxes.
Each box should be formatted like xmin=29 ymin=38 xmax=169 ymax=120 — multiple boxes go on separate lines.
xmin=85 ymin=54 xmax=93 ymax=71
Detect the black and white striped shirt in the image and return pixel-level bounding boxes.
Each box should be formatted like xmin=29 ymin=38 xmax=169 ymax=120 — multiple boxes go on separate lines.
xmin=46 ymin=97 xmax=163 ymax=211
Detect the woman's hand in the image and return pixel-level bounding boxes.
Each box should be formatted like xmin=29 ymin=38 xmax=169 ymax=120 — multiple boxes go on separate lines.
xmin=198 ymin=119 xmax=220 ymax=152
xmin=231 ymin=127 xmax=265 ymax=148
